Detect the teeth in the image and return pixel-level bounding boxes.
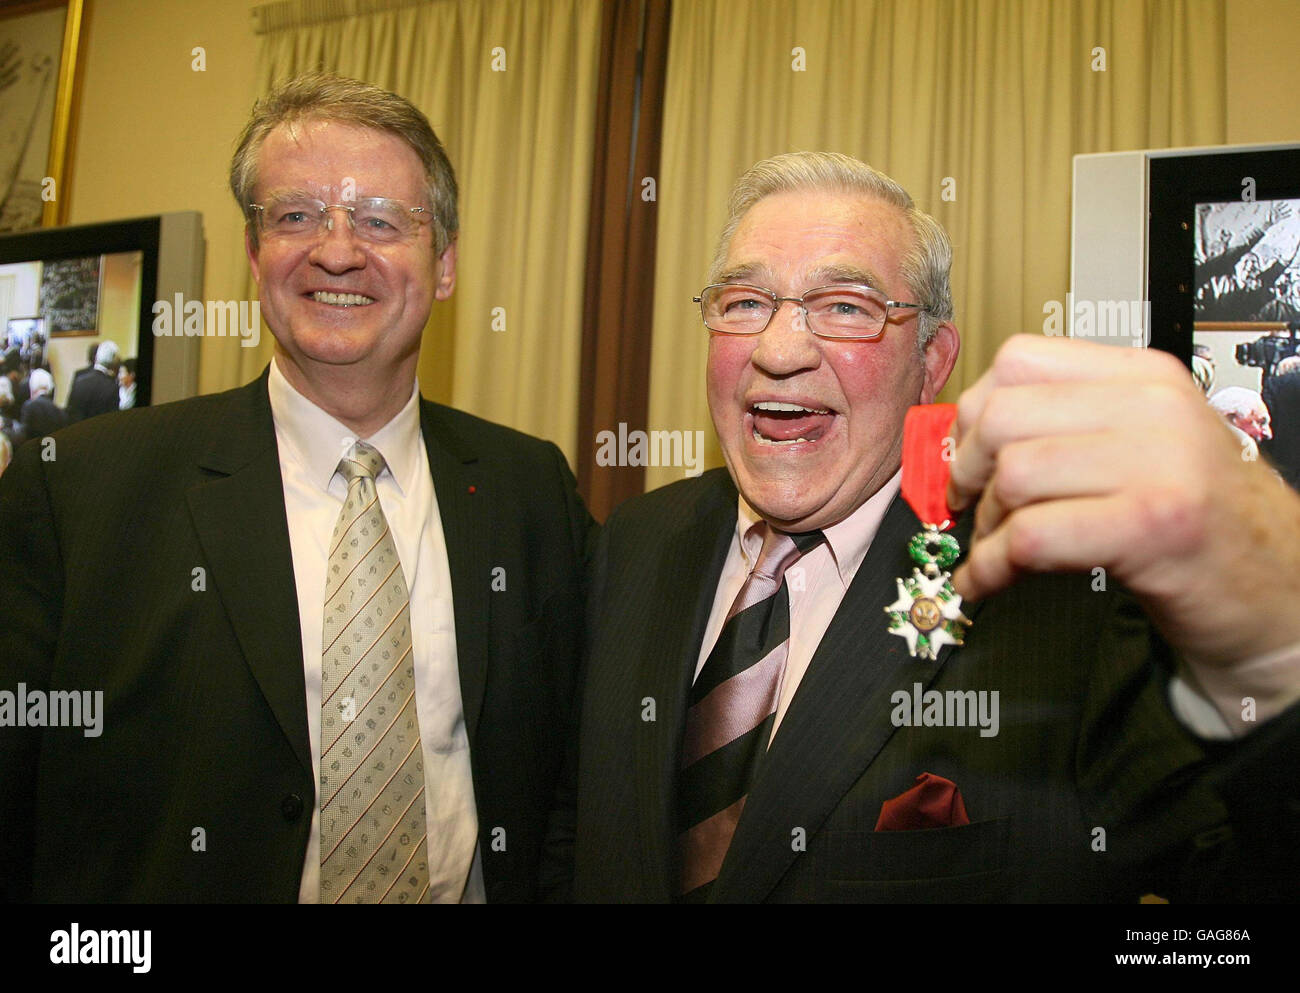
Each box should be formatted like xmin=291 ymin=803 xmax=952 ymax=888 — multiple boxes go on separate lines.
xmin=312 ymin=291 xmax=375 ymax=306
xmin=752 ymin=401 xmax=830 ymax=414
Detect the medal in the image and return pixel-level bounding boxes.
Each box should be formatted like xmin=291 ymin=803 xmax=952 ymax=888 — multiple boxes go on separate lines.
xmin=884 ymin=404 xmax=972 ymax=660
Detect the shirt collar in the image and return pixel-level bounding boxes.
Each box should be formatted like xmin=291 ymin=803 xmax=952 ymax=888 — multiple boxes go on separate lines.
xmin=736 ymin=468 xmax=903 ymax=587
xmin=268 ymin=356 xmax=422 ymax=495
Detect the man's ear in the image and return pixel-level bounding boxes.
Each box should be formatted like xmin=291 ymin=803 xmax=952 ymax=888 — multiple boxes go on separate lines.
xmin=244 ymin=225 xmax=261 ymax=286
xmin=434 ymin=239 xmax=457 ymax=301
xmin=920 ymin=320 xmax=960 ymax=405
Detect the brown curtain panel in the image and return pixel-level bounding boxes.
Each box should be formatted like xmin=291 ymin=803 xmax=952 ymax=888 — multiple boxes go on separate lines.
xmin=577 ymin=0 xmax=672 ymax=521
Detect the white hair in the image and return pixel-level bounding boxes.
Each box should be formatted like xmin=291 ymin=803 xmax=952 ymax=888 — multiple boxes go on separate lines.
xmin=1275 ymin=355 xmax=1300 ymax=377
xmin=1191 ymin=354 xmax=1215 ymax=395
xmin=29 ymin=368 xmax=55 ymax=398
xmin=0 ymin=377 xmax=12 ymax=406
xmin=95 ymin=341 xmax=120 ymax=367
xmin=1209 ymin=386 xmax=1266 ymax=419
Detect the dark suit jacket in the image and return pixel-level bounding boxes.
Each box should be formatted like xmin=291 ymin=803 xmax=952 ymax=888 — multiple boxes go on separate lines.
xmin=19 ymin=395 xmax=66 ymax=442
xmin=570 ymin=469 xmax=1299 ymax=902
xmin=65 ymin=368 xmax=119 ymax=422
xmin=1261 ymin=369 xmax=1300 ymax=490
xmin=0 ymin=369 xmax=592 ymax=902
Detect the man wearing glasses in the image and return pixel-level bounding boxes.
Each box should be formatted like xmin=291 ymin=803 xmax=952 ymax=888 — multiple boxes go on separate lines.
xmin=0 ymin=74 xmax=591 ymax=903
xmin=569 ymin=151 xmax=1300 ymax=902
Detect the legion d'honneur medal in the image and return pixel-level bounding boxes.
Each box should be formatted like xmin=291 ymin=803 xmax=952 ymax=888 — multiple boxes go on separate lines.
xmin=883 ymin=403 xmax=972 ymax=660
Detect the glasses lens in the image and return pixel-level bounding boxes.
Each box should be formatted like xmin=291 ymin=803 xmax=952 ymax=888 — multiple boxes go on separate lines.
xmin=258 ymin=197 xmax=323 ymax=235
xmin=351 ymin=198 xmax=419 ymax=242
xmin=701 ymin=285 xmax=773 ymax=334
xmin=802 ymin=285 xmax=888 ymax=338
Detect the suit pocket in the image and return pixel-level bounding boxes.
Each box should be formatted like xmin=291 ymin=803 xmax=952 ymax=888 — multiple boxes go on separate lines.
xmin=820 ymin=817 xmax=1010 ymax=901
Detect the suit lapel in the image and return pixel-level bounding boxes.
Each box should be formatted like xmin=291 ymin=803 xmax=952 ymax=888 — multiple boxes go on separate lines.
xmin=634 ymin=471 xmax=738 ymax=899
xmin=714 ymin=494 xmax=985 ymax=902
xmin=186 ymin=372 xmax=311 ymax=779
xmin=418 ymin=401 xmax=491 ymax=747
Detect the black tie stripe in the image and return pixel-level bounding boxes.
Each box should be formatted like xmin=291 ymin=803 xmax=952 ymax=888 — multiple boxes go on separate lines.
xmin=675 ymin=527 xmax=825 ymax=900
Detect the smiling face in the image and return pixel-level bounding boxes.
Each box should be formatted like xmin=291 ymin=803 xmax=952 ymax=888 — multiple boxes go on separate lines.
xmin=706 ymin=189 xmax=958 ymax=531
xmin=245 ymin=119 xmax=455 ymax=396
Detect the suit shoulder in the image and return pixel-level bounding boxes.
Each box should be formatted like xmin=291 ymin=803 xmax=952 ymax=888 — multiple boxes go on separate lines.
xmin=605 ymin=468 xmax=734 ymax=530
xmin=26 ymin=381 xmax=257 ymax=464
xmin=420 ymin=399 xmax=566 ymax=465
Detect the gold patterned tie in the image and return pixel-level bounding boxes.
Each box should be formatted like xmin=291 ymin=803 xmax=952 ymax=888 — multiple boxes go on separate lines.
xmin=319 ymin=441 xmax=428 ymax=904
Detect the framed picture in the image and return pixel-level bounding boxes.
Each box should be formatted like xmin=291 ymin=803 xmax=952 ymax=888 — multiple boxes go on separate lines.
xmin=0 ymin=0 xmax=85 ymax=232
xmin=39 ymin=254 xmax=99 ymax=334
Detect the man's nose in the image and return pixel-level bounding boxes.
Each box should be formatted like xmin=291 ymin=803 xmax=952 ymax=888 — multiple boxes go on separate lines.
xmin=750 ymin=298 xmax=821 ymax=375
xmin=308 ymin=207 xmax=366 ymax=268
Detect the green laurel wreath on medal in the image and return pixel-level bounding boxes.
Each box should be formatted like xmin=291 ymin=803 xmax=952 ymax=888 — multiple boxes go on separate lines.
xmin=884 ymin=522 xmax=972 ymax=661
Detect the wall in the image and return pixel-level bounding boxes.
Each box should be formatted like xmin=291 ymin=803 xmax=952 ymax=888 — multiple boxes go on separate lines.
xmin=1225 ymin=0 xmax=1300 ymax=144
xmin=61 ymin=0 xmax=1300 ymax=399
xmin=65 ymin=0 xmax=260 ymax=395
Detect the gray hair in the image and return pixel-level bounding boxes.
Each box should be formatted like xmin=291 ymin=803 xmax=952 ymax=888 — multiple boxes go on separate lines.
xmin=230 ymin=72 xmax=458 ymax=254
xmin=709 ymin=151 xmax=953 ymax=348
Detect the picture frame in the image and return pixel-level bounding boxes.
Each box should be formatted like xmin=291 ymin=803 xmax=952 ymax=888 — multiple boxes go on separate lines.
xmin=0 ymin=0 xmax=86 ymax=232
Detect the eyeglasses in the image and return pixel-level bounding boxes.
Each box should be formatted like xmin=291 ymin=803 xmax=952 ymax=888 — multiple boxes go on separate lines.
xmin=694 ymin=282 xmax=925 ymax=340
xmin=247 ymin=195 xmax=430 ymax=244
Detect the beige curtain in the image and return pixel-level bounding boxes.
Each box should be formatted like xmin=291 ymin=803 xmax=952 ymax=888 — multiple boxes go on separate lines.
xmin=231 ymin=0 xmax=602 ymax=463
xmin=643 ymin=0 xmax=1226 ymax=491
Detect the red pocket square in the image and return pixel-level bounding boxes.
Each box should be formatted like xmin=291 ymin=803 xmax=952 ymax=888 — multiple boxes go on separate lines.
xmin=875 ymin=772 xmax=971 ymax=831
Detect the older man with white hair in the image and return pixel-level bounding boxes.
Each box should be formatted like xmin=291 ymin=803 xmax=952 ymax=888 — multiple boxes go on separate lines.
xmin=66 ymin=341 xmax=121 ymax=423
xmin=572 ymin=150 xmax=1300 ymax=903
xmin=1209 ymin=385 xmax=1272 ymax=460
xmin=20 ymin=369 xmax=66 ymax=441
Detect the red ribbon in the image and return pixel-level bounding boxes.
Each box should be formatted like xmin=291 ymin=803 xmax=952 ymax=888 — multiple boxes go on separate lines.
xmin=901 ymin=403 xmax=958 ymax=530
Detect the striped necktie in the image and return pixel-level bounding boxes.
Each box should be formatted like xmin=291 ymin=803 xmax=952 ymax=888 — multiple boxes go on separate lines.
xmin=677 ymin=524 xmax=824 ymax=901
xmin=319 ymin=441 xmax=428 ymax=904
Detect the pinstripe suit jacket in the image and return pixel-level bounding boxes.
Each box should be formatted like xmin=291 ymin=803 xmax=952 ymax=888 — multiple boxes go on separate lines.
xmin=570 ymin=468 xmax=1299 ymax=902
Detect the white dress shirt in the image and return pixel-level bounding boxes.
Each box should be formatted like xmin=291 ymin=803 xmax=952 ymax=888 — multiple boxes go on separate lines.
xmin=268 ymin=358 xmax=484 ymax=903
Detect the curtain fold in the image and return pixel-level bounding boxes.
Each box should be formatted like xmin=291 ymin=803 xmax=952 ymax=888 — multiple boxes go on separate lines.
xmin=643 ymin=0 xmax=1227 ymax=492
xmin=577 ymin=0 xmax=672 ymax=520
xmin=240 ymin=0 xmax=603 ymax=464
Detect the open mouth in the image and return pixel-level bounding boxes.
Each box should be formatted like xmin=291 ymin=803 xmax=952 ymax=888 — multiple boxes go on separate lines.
xmin=748 ymin=400 xmax=836 ymax=446
xmin=309 ymin=291 xmax=375 ymax=307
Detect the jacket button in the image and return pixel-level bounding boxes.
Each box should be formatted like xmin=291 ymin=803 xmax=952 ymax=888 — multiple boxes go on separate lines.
xmin=281 ymin=794 xmax=304 ymax=821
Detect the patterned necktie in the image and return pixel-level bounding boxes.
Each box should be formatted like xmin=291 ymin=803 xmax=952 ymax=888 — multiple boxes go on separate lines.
xmin=319 ymin=441 xmax=428 ymax=904
xmin=677 ymin=524 xmax=824 ymax=901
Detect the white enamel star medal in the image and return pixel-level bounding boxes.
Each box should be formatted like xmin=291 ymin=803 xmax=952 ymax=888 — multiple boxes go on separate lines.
xmin=884 ymin=404 xmax=972 ymax=661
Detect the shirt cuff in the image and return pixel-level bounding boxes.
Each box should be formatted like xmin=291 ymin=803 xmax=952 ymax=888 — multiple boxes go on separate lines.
xmin=1170 ymin=640 xmax=1300 ymax=739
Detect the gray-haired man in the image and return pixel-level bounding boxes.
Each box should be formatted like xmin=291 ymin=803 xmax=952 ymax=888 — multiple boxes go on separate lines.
xmin=570 ymin=151 xmax=1300 ymax=903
